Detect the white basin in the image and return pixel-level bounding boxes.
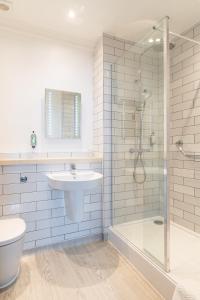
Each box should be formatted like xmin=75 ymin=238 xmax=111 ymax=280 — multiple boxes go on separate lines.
xmin=47 ymin=171 xmax=103 ymax=191
xmin=47 ymin=171 xmax=103 ymax=222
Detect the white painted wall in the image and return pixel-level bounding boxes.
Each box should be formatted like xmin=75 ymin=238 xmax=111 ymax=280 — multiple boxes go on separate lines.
xmin=0 ymin=28 xmax=93 ymax=153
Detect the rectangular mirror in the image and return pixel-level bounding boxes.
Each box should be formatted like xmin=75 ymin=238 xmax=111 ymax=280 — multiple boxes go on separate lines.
xmin=45 ymin=89 xmax=81 ymax=139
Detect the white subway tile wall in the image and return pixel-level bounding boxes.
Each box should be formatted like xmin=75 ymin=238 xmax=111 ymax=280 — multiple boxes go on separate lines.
xmin=170 ymin=22 xmax=200 ymax=232
xmin=0 ymin=162 xmax=102 ymax=250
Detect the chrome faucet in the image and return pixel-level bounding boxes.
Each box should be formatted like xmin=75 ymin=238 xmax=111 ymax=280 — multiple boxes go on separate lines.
xmin=70 ymin=163 xmax=76 ymax=175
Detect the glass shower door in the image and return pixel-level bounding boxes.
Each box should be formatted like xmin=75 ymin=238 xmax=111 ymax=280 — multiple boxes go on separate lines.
xmin=111 ymin=17 xmax=170 ymax=271
xmin=141 ymin=19 xmax=169 ymax=269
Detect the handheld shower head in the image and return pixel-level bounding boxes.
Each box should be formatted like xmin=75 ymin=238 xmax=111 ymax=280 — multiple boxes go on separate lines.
xmin=175 ymin=140 xmax=183 ymax=151
xmin=142 ymin=89 xmax=152 ymax=100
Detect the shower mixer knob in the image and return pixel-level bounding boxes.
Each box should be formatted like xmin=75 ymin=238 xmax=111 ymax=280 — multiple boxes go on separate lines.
xmin=129 ymin=148 xmax=137 ymax=153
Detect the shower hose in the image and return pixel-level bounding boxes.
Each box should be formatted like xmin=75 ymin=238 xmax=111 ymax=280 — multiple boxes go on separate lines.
xmin=133 ymin=150 xmax=147 ymax=184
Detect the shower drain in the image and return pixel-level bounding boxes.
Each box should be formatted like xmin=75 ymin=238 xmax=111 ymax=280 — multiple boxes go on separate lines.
xmin=153 ymin=220 xmax=164 ymax=225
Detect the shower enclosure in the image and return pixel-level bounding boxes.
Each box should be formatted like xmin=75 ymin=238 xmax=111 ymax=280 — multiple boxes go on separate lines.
xmin=111 ymin=17 xmax=170 ymax=271
xmin=107 ymin=15 xmax=200 ymax=298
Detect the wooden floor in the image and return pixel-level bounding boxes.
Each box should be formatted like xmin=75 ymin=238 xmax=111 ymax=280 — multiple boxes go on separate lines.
xmin=0 ymin=241 xmax=163 ymax=300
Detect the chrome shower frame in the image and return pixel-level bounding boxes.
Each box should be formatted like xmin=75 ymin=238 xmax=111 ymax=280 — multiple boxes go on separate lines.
xmin=163 ymin=16 xmax=170 ymax=273
xmin=161 ymin=16 xmax=200 ymax=273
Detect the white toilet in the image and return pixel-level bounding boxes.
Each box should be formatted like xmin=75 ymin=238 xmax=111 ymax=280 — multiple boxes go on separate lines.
xmin=0 ymin=218 xmax=26 ymax=289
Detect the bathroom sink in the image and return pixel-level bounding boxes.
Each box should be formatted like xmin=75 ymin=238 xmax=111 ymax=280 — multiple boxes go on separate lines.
xmin=47 ymin=171 xmax=103 ymax=222
xmin=47 ymin=171 xmax=103 ymax=192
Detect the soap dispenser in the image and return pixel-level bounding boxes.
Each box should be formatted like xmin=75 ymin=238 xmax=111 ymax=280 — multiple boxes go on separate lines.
xmin=31 ymin=131 xmax=37 ymax=149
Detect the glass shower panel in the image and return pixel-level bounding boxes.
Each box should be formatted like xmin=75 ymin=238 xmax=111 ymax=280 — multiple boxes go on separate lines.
xmin=111 ymin=18 xmax=169 ymax=270
xmin=141 ymin=27 xmax=165 ymax=266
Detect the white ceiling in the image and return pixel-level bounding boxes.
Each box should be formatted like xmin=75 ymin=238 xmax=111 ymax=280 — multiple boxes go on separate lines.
xmin=0 ymin=0 xmax=200 ymax=48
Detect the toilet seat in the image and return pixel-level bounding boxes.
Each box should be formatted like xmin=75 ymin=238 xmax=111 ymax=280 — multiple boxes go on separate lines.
xmin=0 ymin=218 xmax=26 ymax=247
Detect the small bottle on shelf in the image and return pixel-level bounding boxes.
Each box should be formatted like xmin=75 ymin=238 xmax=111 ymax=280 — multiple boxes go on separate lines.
xmin=31 ymin=131 xmax=37 ymax=149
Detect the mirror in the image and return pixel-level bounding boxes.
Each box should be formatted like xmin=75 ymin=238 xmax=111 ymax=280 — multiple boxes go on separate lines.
xmin=45 ymin=89 xmax=81 ymax=139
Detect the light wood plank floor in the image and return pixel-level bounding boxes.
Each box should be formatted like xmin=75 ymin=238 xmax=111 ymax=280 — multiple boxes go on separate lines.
xmin=0 ymin=241 xmax=163 ymax=300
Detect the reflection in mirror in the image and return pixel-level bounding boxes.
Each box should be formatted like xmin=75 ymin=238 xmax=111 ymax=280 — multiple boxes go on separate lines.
xmin=45 ymin=89 xmax=81 ymax=139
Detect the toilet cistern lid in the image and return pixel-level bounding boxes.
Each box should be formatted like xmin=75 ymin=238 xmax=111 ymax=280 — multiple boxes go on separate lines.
xmin=0 ymin=218 xmax=26 ymax=247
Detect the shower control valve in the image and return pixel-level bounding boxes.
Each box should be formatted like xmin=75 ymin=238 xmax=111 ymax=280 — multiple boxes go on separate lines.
xmin=20 ymin=176 xmax=28 ymax=183
xmin=129 ymin=148 xmax=136 ymax=153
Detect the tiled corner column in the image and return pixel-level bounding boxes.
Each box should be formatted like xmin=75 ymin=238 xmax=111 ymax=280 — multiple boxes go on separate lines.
xmin=93 ymin=37 xmax=112 ymax=233
xmin=0 ymin=162 xmax=102 ymax=250
xmin=93 ymin=39 xmax=104 ymax=156
xmin=102 ymin=34 xmax=116 ymax=231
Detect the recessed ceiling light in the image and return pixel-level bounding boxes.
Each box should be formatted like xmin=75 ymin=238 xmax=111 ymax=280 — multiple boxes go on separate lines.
xmin=148 ymin=38 xmax=154 ymax=43
xmin=155 ymin=38 xmax=161 ymax=43
xmin=68 ymin=9 xmax=76 ymax=19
